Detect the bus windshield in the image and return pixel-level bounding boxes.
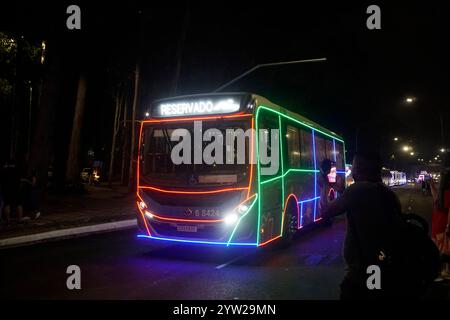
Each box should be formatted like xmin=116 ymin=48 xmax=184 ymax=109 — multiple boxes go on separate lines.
xmin=139 ymin=119 xmax=251 ymax=188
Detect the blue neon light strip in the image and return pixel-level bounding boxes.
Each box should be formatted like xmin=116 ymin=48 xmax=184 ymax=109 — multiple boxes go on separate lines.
xmin=333 ymin=139 xmax=336 ymax=162
xmin=137 ymin=235 xmax=258 ymax=247
xmin=336 ymin=170 xmax=346 ymax=174
xmin=312 ymin=129 xmax=317 ymax=221
xmin=299 ymin=202 xmax=304 ymax=228
xmin=298 ymin=196 xmax=321 ymax=204
xmin=298 ymin=197 xmax=321 ymax=228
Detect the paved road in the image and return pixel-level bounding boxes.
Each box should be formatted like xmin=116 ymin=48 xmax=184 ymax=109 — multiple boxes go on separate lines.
xmin=395 ymin=183 xmax=431 ymax=218
xmin=1 ymin=184 xmax=448 ymax=299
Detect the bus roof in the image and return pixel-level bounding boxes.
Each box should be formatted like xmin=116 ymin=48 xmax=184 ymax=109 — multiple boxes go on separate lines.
xmin=149 ymin=92 xmax=344 ymax=142
xmin=251 ymin=94 xmax=344 ymax=142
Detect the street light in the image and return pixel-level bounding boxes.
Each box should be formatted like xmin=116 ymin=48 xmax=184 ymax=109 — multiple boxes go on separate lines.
xmin=440 ymin=148 xmax=446 ymax=153
xmin=394 ymin=137 xmax=399 ymax=141
xmin=410 ymin=152 xmax=415 ymax=156
xmin=402 ymin=146 xmax=410 ymax=152
xmin=404 ymin=95 xmax=445 ymax=147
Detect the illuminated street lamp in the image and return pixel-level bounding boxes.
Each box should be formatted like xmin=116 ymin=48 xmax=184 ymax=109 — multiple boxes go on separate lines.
xmin=441 ymin=148 xmax=446 ymax=153
xmin=405 ymin=97 xmax=415 ymax=103
xmin=394 ymin=137 xmax=399 ymax=141
xmin=410 ymin=152 xmax=415 ymax=156
xmin=402 ymin=146 xmax=410 ymax=152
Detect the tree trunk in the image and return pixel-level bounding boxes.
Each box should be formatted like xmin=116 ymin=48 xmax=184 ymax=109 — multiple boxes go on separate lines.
xmin=128 ymin=63 xmax=140 ymax=190
xmin=30 ymin=40 xmax=62 ymax=193
xmin=108 ymin=93 xmax=122 ymax=186
xmin=120 ymin=96 xmax=128 ymax=185
xmin=65 ymin=73 xmax=87 ymax=183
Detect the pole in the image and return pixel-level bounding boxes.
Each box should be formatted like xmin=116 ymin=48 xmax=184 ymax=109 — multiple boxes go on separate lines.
xmin=439 ymin=110 xmax=445 ymax=146
xmin=27 ymin=81 xmax=33 ymax=162
xmin=213 ymin=58 xmax=327 ymax=92
xmin=128 ymin=62 xmax=140 ymax=190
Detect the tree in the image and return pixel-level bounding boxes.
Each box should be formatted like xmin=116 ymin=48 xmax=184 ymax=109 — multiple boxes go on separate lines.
xmin=108 ymin=90 xmax=123 ymax=186
xmin=120 ymin=96 xmax=129 ymax=185
xmin=65 ymin=73 xmax=87 ymax=183
xmin=128 ymin=61 xmax=140 ymax=190
xmin=29 ymin=39 xmax=61 ymax=190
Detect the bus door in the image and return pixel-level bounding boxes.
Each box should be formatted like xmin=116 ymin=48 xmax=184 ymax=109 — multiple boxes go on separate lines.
xmin=257 ymin=109 xmax=284 ymax=244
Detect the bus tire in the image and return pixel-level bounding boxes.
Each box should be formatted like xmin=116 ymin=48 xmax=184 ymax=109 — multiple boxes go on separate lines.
xmin=278 ymin=199 xmax=298 ymax=248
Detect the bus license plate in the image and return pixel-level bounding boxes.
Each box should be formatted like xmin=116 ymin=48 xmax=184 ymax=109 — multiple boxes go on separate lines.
xmin=177 ymin=225 xmax=197 ymax=233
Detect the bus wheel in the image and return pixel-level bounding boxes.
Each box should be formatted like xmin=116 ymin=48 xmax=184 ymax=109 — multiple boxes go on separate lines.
xmin=278 ymin=201 xmax=298 ymax=248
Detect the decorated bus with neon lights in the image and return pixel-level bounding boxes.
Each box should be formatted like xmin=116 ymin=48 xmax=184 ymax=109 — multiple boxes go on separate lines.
xmin=136 ymin=93 xmax=346 ymax=247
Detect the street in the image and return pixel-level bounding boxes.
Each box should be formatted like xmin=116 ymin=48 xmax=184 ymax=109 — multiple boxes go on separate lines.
xmin=1 ymin=184 xmax=448 ymax=299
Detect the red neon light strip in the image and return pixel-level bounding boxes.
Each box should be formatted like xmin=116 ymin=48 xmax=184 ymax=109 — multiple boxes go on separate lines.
xmin=149 ymin=213 xmax=223 ymax=223
xmin=139 ymin=185 xmax=248 ymax=194
xmin=137 ymin=120 xmax=144 ymax=192
xmin=328 ymin=188 xmax=335 ymax=197
xmin=282 ymin=193 xmax=299 ymax=235
xmin=141 ymin=194 xmax=257 ymax=224
xmin=136 ymin=201 xmax=151 ymax=236
xmin=136 ymin=120 xmax=144 ymax=214
xmin=247 ymin=117 xmax=255 ymax=198
xmin=258 ymin=235 xmax=282 ymax=247
xmin=136 ymin=192 xmax=145 ymax=206
xmin=142 ymin=113 xmax=252 ymax=124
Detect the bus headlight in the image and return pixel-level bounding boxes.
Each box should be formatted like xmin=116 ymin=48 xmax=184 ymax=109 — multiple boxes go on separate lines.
xmin=224 ymin=213 xmax=238 ymax=225
xmin=145 ymin=211 xmax=154 ymax=219
xmin=237 ymin=204 xmax=249 ymax=214
xmin=139 ymin=201 xmax=147 ymax=210
xmin=223 ymin=194 xmax=258 ymax=226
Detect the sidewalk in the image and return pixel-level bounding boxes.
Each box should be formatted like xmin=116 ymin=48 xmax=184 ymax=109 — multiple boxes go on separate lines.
xmin=0 ymin=184 xmax=137 ymax=249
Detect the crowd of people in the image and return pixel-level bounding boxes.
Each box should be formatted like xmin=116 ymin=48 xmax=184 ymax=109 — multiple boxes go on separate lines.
xmin=0 ymin=159 xmax=41 ymax=226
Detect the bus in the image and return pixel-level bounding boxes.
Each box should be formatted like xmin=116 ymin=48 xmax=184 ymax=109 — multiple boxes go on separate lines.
xmin=136 ymin=93 xmax=346 ymax=247
xmin=381 ymin=169 xmax=407 ymax=187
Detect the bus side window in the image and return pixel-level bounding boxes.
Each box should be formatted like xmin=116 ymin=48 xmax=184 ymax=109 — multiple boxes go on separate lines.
xmin=258 ymin=111 xmax=280 ymax=176
xmin=286 ymin=125 xmax=300 ymax=168
xmin=325 ymin=139 xmax=334 ymax=161
xmin=299 ymin=129 xmax=313 ymax=169
xmin=314 ymin=134 xmax=327 ymax=168
xmin=335 ymin=142 xmax=345 ymax=170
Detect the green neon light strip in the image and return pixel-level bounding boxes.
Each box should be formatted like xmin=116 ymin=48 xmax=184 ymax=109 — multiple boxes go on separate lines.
xmin=226 ymin=194 xmax=258 ymax=246
xmin=256 ymin=108 xmax=262 ymax=245
xmin=257 ymin=106 xmax=344 ymax=142
xmin=260 ymin=168 xmax=319 ymax=185
xmin=343 ymin=140 xmax=348 ymax=186
xmin=278 ymin=115 xmax=285 ymax=236
xmin=255 ymin=105 xmax=346 ymax=246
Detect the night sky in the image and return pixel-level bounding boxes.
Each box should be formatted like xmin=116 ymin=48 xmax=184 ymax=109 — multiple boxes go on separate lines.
xmin=1 ymin=1 xmax=449 ymax=166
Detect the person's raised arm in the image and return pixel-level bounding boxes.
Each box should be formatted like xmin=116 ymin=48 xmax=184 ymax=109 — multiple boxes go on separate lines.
xmin=320 ymin=187 xmax=349 ymax=219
